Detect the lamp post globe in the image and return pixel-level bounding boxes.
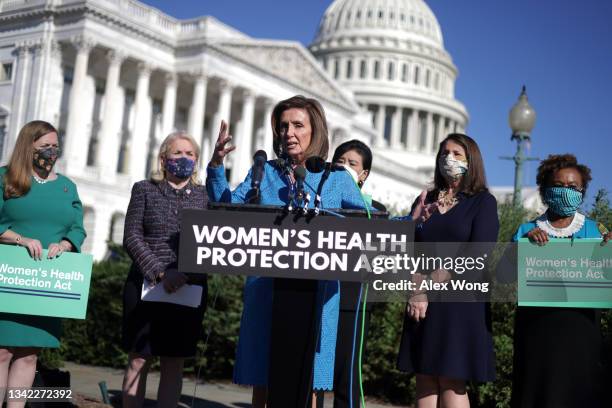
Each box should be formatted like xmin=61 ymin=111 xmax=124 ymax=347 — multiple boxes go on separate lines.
xmin=504 ymin=86 xmax=538 ymax=207
xmin=509 ymin=85 xmax=537 ymax=139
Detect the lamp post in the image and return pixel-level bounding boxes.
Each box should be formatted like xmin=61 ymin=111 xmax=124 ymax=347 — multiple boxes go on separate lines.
xmin=501 ymin=86 xmax=538 ymax=207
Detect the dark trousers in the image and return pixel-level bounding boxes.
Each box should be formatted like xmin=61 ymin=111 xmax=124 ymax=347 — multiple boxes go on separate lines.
xmin=268 ymin=278 xmax=318 ymax=408
xmin=315 ymin=301 xmax=371 ymax=408
xmin=333 ymin=307 xmax=370 ymax=408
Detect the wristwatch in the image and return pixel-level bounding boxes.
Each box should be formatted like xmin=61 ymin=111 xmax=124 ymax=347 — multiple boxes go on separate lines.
xmin=15 ymin=235 xmax=22 ymax=245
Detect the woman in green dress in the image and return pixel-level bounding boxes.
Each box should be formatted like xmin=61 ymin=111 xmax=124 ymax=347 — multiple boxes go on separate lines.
xmin=0 ymin=120 xmax=86 ymax=406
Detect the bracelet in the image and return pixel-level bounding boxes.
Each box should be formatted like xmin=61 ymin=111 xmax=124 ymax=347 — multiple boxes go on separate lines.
xmin=15 ymin=234 xmax=22 ymax=246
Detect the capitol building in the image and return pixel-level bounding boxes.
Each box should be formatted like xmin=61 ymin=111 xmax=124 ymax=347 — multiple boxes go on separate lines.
xmin=0 ymin=0 xmax=533 ymax=260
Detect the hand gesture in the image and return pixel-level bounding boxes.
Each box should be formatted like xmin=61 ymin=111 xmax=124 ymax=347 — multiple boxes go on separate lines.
xmin=162 ymin=270 xmax=188 ymax=294
xmin=411 ymin=190 xmax=438 ymax=223
xmin=20 ymin=237 xmax=43 ymax=260
xmin=527 ymin=227 xmax=549 ymax=246
xmin=210 ymin=120 xmax=236 ymax=168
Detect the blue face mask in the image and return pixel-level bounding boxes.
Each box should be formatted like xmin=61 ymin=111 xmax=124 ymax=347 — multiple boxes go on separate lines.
xmin=543 ymin=186 xmax=583 ymax=217
xmin=164 ymin=157 xmax=195 ymax=179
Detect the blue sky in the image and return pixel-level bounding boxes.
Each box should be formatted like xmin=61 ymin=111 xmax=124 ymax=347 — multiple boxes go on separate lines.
xmin=144 ymin=0 xmax=610 ymax=206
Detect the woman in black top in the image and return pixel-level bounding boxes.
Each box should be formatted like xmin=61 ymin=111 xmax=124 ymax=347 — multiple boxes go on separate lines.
xmin=322 ymin=139 xmax=385 ymax=408
xmin=121 ymin=132 xmax=208 ymax=408
xmin=397 ymin=134 xmax=498 ymax=408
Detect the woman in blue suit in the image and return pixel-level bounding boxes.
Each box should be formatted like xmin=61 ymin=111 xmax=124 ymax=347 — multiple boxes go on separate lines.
xmin=206 ymin=95 xmax=368 ymax=407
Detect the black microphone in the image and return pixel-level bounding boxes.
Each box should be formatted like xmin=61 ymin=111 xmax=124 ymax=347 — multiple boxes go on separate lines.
xmin=246 ymin=150 xmax=267 ymax=204
xmin=294 ymin=166 xmax=306 ymax=205
xmin=251 ymin=150 xmax=267 ymax=189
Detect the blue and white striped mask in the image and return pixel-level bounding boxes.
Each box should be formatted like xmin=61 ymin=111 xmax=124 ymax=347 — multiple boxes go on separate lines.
xmin=543 ymin=187 xmax=583 ymax=217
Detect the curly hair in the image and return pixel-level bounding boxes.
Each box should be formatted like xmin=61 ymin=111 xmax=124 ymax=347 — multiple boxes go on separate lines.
xmin=536 ymin=154 xmax=592 ymax=198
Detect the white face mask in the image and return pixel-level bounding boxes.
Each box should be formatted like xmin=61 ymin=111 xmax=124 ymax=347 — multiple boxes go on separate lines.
xmin=342 ymin=165 xmax=364 ymax=185
xmin=438 ymin=154 xmax=468 ymax=181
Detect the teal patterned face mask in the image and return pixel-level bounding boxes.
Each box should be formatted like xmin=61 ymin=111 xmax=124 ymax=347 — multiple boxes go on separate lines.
xmin=543 ymin=186 xmax=583 ymax=216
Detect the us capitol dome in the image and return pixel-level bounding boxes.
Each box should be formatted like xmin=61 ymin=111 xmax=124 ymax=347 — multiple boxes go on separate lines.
xmin=310 ymin=0 xmax=470 ymax=208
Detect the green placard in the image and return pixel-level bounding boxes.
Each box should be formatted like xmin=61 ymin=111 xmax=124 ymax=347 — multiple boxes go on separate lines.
xmin=517 ymin=238 xmax=612 ymax=308
xmin=0 ymin=244 xmax=93 ymax=319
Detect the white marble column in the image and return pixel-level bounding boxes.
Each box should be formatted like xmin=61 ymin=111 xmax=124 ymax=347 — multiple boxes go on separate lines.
xmin=65 ymin=37 xmax=95 ymax=175
xmin=441 ymin=117 xmax=449 ymax=140
xmin=456 ymin=121 xmax=465 ymax=134
xmin=188 ymin=73 xmax=207 ymax=146
xmin=35 ymin=40 xmax=63 ymax=124
xmin=90 ymin=207 xmax=113 ymax=261
xmin=435 ymin=115 xmax=446 ymax=147
xmin=262 ymin=98 xmax=275 ymax=158
xmin=338 ymin=56 xmax=347 ymax=79
xmin=6 ymin=44 xmax=31 ymax=155
xmin=375 ymin=104 xmax=385 ymax=147
xmin=209 ymin=80 xmax=233 ymax=157
xmin=425 ymin=111 xmax=434 ymax=153
xmin=129 ymin=62 xmax=153 ymax=182
xmin=231 ymin=89 xmax=256 ymax=185
xmin=407 ymin=108 xmax=419 ymax=151
xmin=161 ymin=72 xmax=177 ymax=137
xmin=97 ymin=50 xmax=126 ymax=181
xmin=25 ymin=42 xmax=45 ymax=121
xmin=390 ymin=106 xmax=402 ymax=148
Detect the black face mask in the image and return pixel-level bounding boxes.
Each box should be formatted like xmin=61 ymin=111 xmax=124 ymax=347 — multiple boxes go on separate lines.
xmin=33 ymin=147 xmax=60 ymax=175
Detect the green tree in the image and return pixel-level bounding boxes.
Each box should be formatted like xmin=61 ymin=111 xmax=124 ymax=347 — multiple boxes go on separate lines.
xmin=588 ymin=189 xmax=612 ymax=389
xmin=589 ymin=189 xmax=612 ymax=231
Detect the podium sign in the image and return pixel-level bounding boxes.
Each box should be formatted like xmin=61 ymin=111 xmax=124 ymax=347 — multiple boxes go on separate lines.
xmin=179 ymin=208 xmax=413 ymax=282
xmin=0 ymin=244 xmax=93 ymax=318
xmin=517 ymin=238 xmax=612 ymax=308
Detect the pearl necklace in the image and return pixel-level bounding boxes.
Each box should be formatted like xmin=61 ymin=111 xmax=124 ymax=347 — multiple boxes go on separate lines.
xmin=33 ymin=174 xmax=52 ymax=184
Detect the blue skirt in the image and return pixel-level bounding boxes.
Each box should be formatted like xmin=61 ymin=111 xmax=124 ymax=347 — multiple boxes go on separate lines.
xmin=233 ymin=276 xmax=339 ymax=390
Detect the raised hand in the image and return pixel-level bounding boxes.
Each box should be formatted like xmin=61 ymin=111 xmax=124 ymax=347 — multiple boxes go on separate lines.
xmin=411 ymin=190 xmax=438 ymax=224
xmin=210 ymin=120 xmax=236 ymax=168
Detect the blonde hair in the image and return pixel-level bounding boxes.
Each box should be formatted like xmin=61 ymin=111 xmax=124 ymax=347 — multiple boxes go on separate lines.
xmin=150 ymin=131 xmax=201 ymax=185
xmin=4 ymin=120 xmax=57 ymax=199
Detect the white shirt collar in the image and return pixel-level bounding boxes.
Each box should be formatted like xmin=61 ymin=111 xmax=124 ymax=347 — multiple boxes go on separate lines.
xmin=535 ymin=212 xmax=585 ymax=238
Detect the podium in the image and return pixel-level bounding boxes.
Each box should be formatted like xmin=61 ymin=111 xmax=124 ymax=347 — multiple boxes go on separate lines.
xmin=180 ymin=203 xmax=397 ymax=407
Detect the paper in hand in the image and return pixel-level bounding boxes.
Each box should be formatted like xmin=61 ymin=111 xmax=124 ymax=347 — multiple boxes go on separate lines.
xmin=141 ymin=282 xmax=202 ymax=308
